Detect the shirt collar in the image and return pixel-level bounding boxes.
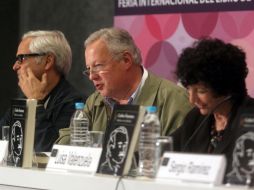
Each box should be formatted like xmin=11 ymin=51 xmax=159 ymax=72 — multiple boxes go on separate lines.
xmin=104 ymin=66 xmax=148 ymax=108
xmin=130 ymin=66 xmax=148 ymax=104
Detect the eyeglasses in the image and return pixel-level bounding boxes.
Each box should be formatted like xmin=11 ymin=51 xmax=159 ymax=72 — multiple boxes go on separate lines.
xmin=83 ymin=56 xmax=118 ymax=77
xmin=82 ymin=64 xmax=107 ymax=76
xmin=83 ymin=52 xmax=125 ymax=77
xmin=15 ymin=53 xmax=47 ymax=64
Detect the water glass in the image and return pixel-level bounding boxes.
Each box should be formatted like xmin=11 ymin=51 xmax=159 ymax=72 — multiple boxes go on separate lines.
xmin=89 ymin=131 xmax=104 ymax=148
xmin=156 ymin=136 xmax=173 ymax=157
xmin=2 ymin=126 xmax=10 ymax=141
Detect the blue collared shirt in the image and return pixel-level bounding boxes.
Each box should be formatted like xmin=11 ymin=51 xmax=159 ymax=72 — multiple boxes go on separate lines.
xmin=104 ymin=66 xmax=148 ymax=110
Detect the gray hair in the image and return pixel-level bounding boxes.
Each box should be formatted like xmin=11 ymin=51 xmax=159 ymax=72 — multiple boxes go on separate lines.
xmin=84 ymin=27 xmax=142 ymax=65
xmin=22 ymin=30 xmax=72 ymax=76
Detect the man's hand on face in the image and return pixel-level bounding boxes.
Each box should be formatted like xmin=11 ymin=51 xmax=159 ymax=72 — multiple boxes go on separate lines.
xmin=18 ymin=67 xmax=49 ymax=100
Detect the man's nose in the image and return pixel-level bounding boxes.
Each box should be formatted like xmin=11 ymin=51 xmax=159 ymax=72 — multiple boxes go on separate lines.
xmin=89 ymin=72 xmax=99 ymax=81
xmin=13 ymin=62 xmax=21 ymax=71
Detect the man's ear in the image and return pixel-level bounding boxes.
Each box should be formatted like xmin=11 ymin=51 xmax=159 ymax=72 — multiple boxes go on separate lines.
xmin=121 ymin=51 xmax=133 ymax=70
xmin=44 ymin=53 xmax=55 ymax=71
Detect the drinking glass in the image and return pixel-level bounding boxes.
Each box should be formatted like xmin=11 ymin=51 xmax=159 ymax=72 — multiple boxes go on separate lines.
xmin=2 ymin=126 xmax=10 ymax=141
xmin=156 ymin=136 xmax=173 ymax=158
xmin=89 ymin=131 xmax=104 ymax=148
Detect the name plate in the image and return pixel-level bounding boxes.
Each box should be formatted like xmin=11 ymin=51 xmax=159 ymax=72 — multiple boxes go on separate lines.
xmin=157 ymin=152 xmax=226 ymax=185
xmin=0 ymin=140 xmax=8 ymax=165
xmin=46 ymin=145 xmax=102 ymax=174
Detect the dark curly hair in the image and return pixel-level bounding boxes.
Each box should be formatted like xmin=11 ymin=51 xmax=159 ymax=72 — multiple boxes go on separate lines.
xmin=176 ymin=38 xmax=248 ymax=99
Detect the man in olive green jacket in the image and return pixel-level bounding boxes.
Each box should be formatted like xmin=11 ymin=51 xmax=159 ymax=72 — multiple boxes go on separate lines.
xmin=56 ymin=28 xmax=191 ymax=145
xmin=84 ymin=72 xmax=190 ymax=134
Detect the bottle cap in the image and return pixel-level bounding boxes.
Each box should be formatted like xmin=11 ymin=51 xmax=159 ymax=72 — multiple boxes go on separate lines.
xmin=75 ymin=102 xmax=85 ymax=109
xmin=146 ymin=106 xmax=157 ymax=113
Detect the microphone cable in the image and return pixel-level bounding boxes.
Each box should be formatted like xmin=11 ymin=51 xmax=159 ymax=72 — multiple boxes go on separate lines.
xmin=183 ymin=95 xmax=232 ymax=151
xmin=115 ymin=174 xmax=126 ymax=190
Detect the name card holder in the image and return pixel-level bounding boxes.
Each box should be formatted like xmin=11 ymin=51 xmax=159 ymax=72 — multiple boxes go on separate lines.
xmin=0 ymin=140 xmax=8 ymax=165
xmin=46 ymin=145 xmax=102 ymax=175
xmin=157 ymin=152 xmax=226 ymax=185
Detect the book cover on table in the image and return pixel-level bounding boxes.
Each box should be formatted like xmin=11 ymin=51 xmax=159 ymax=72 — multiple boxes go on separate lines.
xmin=97 ymin=104 xmax=146 ymax=176
xmin=9 ymin=98 xmax=37 ymax=168
xmin=226 ymin=108 xmax=254 ymax=186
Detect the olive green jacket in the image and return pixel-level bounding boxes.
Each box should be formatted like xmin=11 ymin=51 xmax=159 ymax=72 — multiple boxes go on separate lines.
xmin=56 ymin=72 xmax=192 ymax=145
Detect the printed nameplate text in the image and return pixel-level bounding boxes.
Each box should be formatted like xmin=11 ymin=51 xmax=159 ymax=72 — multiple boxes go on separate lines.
xmin=46 ymin=144 xmax=102 ymax=174
xmin=157 ymin=152 xmax=226 ymax=185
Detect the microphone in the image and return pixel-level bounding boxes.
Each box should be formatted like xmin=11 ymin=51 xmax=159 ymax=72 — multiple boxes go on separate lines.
xmin=182 ymin=95 xmax=232 ymax=151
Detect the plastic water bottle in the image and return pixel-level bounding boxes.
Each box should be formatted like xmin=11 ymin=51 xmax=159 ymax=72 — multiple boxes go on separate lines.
xmin=70 ymin=102 xmax=90 ymax=146
xmin=139 ymin=106 xmax=161 ymax=178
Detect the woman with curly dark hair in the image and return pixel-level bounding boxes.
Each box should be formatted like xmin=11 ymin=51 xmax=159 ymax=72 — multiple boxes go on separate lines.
xmin=171 ymin=37 xmax=254 ymax=184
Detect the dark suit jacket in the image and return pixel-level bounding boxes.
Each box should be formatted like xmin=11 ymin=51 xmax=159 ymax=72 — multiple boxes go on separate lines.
xmin=171 ymin=96 xmax=254 ymax=174
xmin=0 ymin=77 xmax=85 ymax=152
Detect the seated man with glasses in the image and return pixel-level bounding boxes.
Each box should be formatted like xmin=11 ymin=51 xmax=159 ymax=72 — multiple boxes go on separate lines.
xmin=56 ymin=27 xmax=191 ymax=145
xmin=0 ymin=30 xmax=84 ymax=152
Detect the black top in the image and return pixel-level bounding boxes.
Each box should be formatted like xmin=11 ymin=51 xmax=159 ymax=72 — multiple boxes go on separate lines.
xmin=0 ymin=77 xmax=85 ymax=152
xmin=171 ymin=96 xmax=254 ymax=175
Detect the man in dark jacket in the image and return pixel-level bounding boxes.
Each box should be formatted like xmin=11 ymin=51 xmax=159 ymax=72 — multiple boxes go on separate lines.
xmin=0 ymin=30 xmax=84 ymax=152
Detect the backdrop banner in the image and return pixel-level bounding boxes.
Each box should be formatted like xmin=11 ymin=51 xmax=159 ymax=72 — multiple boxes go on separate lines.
xmin=114 ymin=0 xmax=254 ymax=97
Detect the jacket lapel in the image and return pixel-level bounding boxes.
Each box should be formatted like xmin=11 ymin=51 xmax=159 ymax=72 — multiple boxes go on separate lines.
xmin=136 ymin=72 xmax=161 ymax=106
xmin=213 ymin=117 xmax=239 ymax=154
xmin=191 ymin=117 xmax=212 ymax=152
xmin=213 ymin=100 xmax=245 ymax=154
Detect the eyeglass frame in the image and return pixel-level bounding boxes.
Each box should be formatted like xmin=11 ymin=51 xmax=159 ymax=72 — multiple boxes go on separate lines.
xmin=83 ymin=52 xmax=124 ymax=77
xmin=15 ymin=53 xmax=47 ymax=64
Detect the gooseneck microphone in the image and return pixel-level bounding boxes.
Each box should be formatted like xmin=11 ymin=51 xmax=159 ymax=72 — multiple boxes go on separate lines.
xmin=182 ymin=95 xmax=232 ymax=151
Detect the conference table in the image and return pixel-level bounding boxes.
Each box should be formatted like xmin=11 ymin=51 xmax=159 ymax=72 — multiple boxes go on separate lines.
xmin=0 ymin=166 xmax=249 ymax=190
